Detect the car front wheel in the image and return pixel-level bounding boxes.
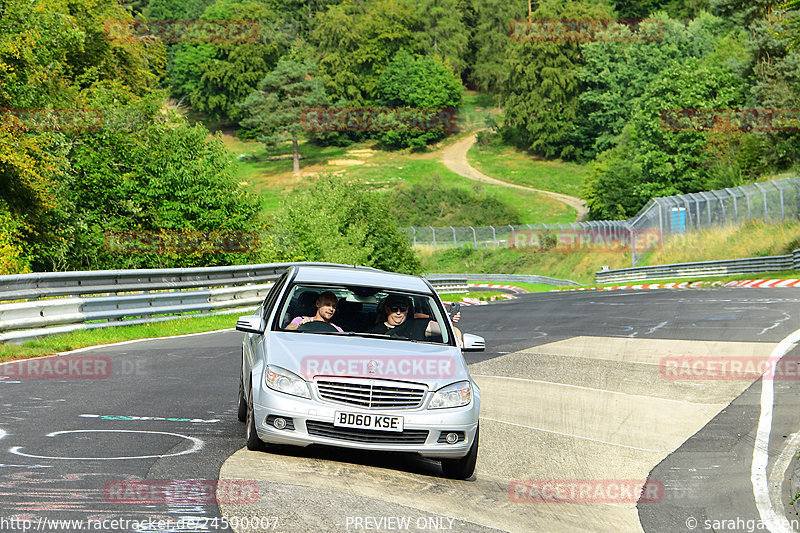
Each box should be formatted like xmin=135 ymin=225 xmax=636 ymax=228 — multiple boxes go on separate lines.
xmin=441 ymin=425 xmax=478 ymax=480
xmin=245 ymin=384 xmax=265 ymax=451
xmin=237 ymin=376 xmax=247 ymax=423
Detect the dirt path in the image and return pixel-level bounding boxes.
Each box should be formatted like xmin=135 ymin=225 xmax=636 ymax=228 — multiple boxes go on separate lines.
xmin=441 ymin=132 xmax=589 ymax=221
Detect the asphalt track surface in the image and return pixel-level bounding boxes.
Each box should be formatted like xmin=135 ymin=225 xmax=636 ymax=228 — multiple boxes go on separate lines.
xmin=1 ymin=288 xmax=799 ymax=532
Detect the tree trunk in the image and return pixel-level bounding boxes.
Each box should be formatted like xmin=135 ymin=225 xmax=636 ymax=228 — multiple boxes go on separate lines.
xmin=292 ymin=132 xmax=300 ymax=175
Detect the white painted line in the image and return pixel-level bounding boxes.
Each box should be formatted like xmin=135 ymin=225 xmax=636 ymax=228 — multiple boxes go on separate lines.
xmin=768 ymin=430 xmax=800 ymax=531
xmin=9 ymin=429 xmax=204 ymax=460
xmin=59 ymin=328 xmax=235 ymax=355
xmin=79 ymin=413 xmax=220 ymax=423
xmin=751 ymin=326 xmax=800 ymax=533
xmin=480 ymin=416 xmax=669 ymax=453
xmin=471 ymin=374 xmax=714 ymax=406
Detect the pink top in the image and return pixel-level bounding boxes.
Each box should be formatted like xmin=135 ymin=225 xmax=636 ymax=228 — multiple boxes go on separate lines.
xmin=290 ymin=316 xmax=343 ymax=332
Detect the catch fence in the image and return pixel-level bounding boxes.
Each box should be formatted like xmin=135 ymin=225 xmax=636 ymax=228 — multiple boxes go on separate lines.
xmin=403 ymin=177 xmax=800 ymax=265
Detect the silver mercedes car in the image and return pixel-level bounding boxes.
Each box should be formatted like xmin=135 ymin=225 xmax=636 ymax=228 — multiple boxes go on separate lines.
xmin=235 ymin=264 xmax=483 ymax=479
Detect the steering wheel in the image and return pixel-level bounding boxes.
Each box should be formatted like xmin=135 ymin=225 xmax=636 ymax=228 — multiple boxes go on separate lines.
xmin=297 ymin=320 xmax=339 ymax=333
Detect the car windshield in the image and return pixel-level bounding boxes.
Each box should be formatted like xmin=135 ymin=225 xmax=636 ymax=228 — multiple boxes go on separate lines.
xmin=275 ymin=284 xmax=452 ymax=345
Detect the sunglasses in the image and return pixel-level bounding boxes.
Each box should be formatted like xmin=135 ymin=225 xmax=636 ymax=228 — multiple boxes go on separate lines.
xmin=389 ymin=305 xmax=408 ymax=313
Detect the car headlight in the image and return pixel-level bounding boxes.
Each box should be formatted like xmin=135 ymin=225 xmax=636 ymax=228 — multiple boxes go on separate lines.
xmin=429 ymin=381 xmax=471 ymax=409
xmin=264 ymin=365 xmax=311 ymax=399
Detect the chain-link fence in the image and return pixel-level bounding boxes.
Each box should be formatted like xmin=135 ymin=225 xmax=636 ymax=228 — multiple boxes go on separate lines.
xmin=402 ymin=177 xmax=800 ymax=266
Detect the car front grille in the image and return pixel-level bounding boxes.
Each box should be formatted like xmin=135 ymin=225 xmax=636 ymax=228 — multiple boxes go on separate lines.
xmin=315 ymin=378 xmax=426 ymax=409
xmin=305 ymin=421 xmax=429 ymax=444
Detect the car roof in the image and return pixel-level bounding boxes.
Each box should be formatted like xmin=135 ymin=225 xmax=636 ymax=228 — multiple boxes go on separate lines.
xmin=290 ymin=265 xmax=432 ymax=293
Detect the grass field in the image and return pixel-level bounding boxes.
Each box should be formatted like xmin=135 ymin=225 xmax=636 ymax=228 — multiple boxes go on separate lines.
xmin=219 ymin=132 xmax=576 ymax=225
xmin=0 ymin=313 xmax=239 ymax=362
xmin=420 ymin=219 xmax=800 ymax=285
xmin=467 ymin=142 xmax=587 ymax=198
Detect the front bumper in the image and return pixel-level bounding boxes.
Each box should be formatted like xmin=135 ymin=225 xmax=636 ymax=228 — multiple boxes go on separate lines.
xmin=252 ymin=385 xmax=479 ymax=459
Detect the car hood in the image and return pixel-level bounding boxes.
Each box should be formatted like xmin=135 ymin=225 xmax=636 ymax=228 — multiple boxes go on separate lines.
xmin=265 ymin=332 xmax=471 ymax=388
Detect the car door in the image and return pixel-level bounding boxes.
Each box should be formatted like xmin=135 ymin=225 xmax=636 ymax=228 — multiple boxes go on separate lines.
xmin=243 ymin=271 xmax=289 ymax=395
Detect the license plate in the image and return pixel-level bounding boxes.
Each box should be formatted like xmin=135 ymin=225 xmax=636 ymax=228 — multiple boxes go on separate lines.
xmin=334 ymin=411 xmax=404 ymax=432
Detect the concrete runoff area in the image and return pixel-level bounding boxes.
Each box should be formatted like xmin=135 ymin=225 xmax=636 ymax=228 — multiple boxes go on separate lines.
xmin=220 ymin=336 xmax=777 ymax=533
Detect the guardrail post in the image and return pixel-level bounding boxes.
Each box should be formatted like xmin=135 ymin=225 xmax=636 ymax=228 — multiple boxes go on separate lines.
xmin=790 ymin=178 xmax=800 ymax=219
xmin=739 ymin=186 xmax=751 ymax=221
xmin=710 ymin=190 xmax=725 ymax=223
xmin=754 ymin=182 xmax=768 ymax=221
xmin=774 ymin=181 xmax=785 ymax=221
xmin=629 ymin=227 xmax=635 ymax=267
xmin=725 ymin=188 xmax=738 ymax=224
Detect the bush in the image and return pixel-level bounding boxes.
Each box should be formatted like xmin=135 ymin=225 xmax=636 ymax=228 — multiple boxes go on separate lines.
xmin=38 ymin=96 xmax=269 ymax=271
xmin=275 ymin=176 xmax=421 ymax=274
xmin=392 ymin=180 xmax=521 ymax=226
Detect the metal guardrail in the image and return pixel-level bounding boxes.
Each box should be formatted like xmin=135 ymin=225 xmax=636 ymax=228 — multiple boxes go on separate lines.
xmin=0 ymin=263 xmax=470 ymax=343
xmin=423 ymin=278 xmax=469 ymax=294
xmin=0 ymin=262 xmax=321 ymax=301
xmin=595 ymin=249 xmax=800 ymax=284
xmin=425 ymin=273 xmax=580 ymax=287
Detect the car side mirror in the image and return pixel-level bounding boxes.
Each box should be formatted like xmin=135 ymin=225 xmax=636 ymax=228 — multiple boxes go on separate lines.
xmin=462 ymin=333 xmax=485 ymax=352
xmin=236 ymin=315 xmax=265 ymax=334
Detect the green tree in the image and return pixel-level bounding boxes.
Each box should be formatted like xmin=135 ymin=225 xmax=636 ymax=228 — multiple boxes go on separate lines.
xmin=781 ymin=0 xmax=800 ymax=49
xmin=470 ymin=0 xmax=527 ymax=93
xmin=577 ymin=14 xmax=735 ymax=157
xmin=239 ymin=58 xmax=329 ymax=174
xmin=276 ymin=176 xmax=421 ymax=274
xmin=748 ymin=9 xmax=800 ymax=172
xmin=412 ymin=0 xmax=470 ymax=78
xmin=309 ymin=0 xmax=422 ymax=103
xmin=582 ymin=57 xmax=746 ymax=219
xmin=51 ymin=96 xmax=266 ymax=271
xmin=500 ymin=0 xmax=616 ymax=160
xmin=172 ymin=0 xmax=290 ymax=122
xmin=376 ymin=51 xmax=463 ymax=149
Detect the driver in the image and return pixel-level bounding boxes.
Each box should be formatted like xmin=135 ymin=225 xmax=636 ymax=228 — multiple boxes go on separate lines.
xmin=285 ymin=291 xmax=344 ymax=332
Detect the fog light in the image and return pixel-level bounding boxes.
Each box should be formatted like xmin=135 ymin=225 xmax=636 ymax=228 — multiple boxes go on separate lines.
xmin=273 ymin=417 xmax=287 ymax=430
xmin=445 ymin=432 xmax=459 ymax=444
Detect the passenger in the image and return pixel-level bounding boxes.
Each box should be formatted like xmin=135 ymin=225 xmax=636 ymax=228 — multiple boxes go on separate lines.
xmin=369 ymin=294 xmax=444 ymax=340
xmin=285 ymin=291 xmax=344 ymax=332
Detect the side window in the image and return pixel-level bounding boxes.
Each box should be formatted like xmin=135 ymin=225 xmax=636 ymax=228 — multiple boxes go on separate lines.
xmin=261 ymin=272 xmax=288 ymax=320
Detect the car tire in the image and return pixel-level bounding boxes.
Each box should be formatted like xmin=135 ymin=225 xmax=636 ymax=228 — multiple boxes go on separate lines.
xmin=441 ymin=425 xmax=478 ymax=480
xmin=237 ymin=375 xmax=247 ymax=423
xmin=245 ymin=384 xmax=265 ymax=451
